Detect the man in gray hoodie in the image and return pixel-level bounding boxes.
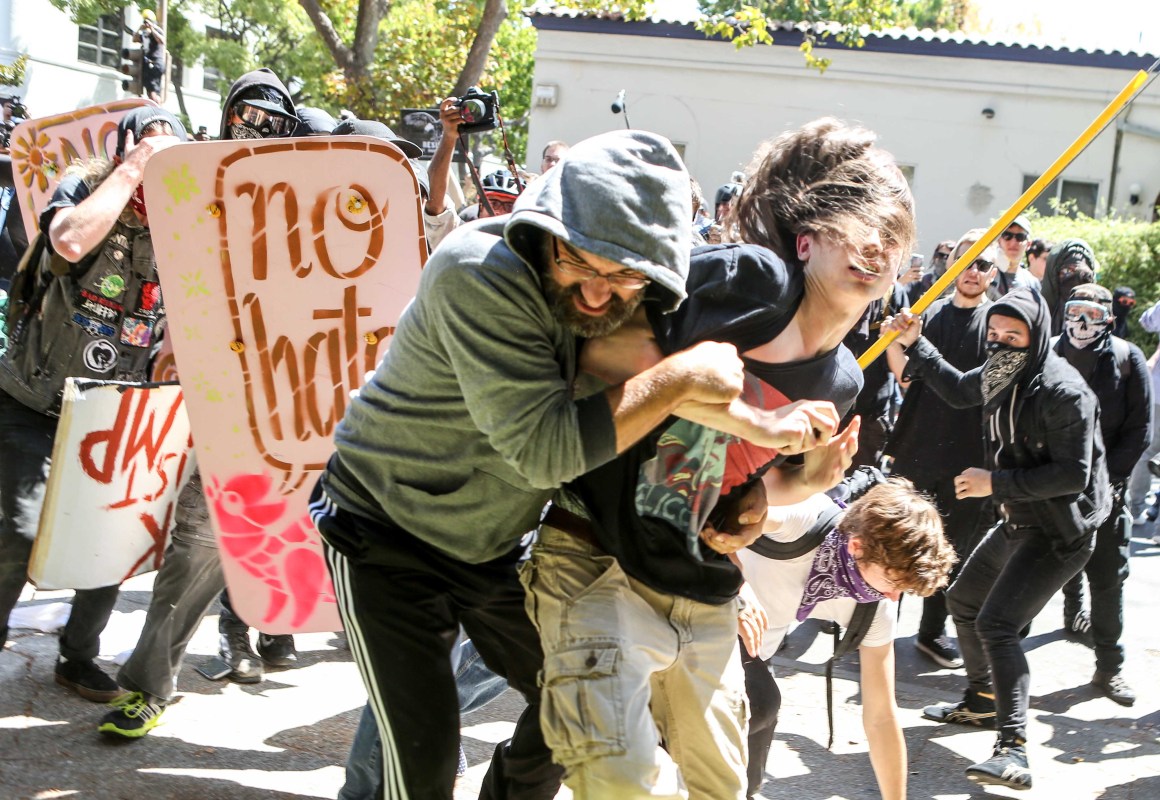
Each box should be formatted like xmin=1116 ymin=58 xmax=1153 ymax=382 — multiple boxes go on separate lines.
xmin=310 ymin=130 xmax=746 ymax=800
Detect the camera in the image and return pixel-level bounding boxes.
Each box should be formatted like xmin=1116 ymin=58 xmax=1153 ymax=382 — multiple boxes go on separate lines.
xmin=0 ymin=95 xmax=28 ymax=150
xmin=457 ymin=86 xmax=499 ymax=135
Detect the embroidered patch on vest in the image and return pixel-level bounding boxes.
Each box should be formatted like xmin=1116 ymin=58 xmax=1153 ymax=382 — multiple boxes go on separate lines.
xmin=72 ymin=312 xmax=117 ymax=339
xmin=137 ymin=281 xmax=162 ymax=315
xmin=78 ymin=289 xmax=123 ymax=322
xmin=120 ymin=317 xmax=153 ymax=347
xmin=99 ymin=273 xmax=126 ymax=299
xmin=83 ymin=339 xmax=118 ymax=373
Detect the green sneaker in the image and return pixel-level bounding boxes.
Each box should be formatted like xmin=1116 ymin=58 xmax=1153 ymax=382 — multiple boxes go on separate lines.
xmin=97 ymin=691 xmax=166 ymax=739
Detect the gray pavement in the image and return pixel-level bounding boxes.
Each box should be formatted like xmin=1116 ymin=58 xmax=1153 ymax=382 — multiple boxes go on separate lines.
xmin=3 ymin=524 xmax=1160 ymax=799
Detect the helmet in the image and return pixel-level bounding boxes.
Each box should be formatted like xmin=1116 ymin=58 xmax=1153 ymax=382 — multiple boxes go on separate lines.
xmin=481 ymin=169 xmax=519 ymax=198
xmin=141 ymin=9 xmax=156 ymax=22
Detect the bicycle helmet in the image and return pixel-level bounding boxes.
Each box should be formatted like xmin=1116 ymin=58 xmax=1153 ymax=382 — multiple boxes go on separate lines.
xmin=481 ymin=169 xmax=519 ymax=199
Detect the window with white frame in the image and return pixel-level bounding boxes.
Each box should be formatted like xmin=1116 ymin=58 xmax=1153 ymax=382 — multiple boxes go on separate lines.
xmin=78 ymin=12 xmax=125 ymax=70
xmin=1022 ymin=174 xmax=1099 ymax=218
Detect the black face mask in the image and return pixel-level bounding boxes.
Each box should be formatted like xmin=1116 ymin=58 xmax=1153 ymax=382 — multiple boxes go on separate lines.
xmin=982 ymin=340 xmax=1030 ymax=404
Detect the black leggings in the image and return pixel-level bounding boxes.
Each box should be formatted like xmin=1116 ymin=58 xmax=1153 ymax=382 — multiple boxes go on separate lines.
xmin=741 ymin=640 xmax=781 ymax=798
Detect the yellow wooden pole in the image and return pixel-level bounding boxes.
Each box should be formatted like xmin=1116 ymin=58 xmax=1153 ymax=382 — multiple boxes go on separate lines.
xmin=859 ymin=59 xmax=1160 ymax=370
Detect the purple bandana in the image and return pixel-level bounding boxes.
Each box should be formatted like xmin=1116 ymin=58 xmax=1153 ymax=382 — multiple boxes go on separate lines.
xmin=797 ymin=529 xmax=884 ymax=621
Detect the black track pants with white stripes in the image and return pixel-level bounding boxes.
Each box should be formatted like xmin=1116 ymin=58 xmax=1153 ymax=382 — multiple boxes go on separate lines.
xmin=310 ymin=483 xmax=562 ymax=800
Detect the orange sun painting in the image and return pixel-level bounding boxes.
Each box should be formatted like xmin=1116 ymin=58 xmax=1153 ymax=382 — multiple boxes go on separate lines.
xmin=11 ymin=125 xmax=60 ymax=193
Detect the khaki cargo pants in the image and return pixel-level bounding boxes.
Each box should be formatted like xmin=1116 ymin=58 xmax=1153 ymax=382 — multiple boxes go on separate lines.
xmin=520 ymin=525 xmax=748 ymax=800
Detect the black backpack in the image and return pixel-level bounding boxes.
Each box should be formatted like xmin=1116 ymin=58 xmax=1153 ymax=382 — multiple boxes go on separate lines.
xmin=746 ymin=466 xmax=886 ymax=748
xmin=0 ymin=229 xmax=78 ymax=358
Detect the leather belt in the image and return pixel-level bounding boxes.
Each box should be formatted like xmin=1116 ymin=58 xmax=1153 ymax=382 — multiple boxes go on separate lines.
xmin=541 ymin=505 xmax=602 ymax=549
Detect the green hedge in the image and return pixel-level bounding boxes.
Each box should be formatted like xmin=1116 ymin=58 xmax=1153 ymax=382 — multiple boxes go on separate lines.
xmin=1025 ymin=209 xmax=1160 ymax=352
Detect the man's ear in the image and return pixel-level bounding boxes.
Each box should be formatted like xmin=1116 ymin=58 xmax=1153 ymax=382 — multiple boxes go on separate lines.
xmin=796 ymin=233 xmax=812 ymax=262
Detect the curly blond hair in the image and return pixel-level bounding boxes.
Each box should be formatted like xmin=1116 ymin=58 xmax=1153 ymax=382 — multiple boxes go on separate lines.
xmin=837 ymin=478 xmax=955 ymax=597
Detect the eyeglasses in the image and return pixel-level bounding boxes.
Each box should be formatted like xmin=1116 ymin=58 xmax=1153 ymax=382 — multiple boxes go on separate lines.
xmin=1064 ymin=300 xmax=1111 ymax=325
xmin=552 ymin=238 xmax=650 ymax=290
xmin=1119 ymin=296 xmax=1137 ymax=308
xmin=233 ymin=102 xmax=296 ymax=137
xmin=963 ymin=259 xmax=993 ymax=273
xmin=1000 ymin=231 xmax=1029 ymax=243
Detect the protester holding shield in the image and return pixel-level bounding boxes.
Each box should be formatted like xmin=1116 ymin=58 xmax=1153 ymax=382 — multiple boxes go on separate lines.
xmin=0 ymin=106 xmax=185 ymax=701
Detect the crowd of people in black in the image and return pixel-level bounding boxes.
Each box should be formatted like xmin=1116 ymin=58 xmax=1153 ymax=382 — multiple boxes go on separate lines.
xmin=1 ymin=64 xmax=1158 ymax=800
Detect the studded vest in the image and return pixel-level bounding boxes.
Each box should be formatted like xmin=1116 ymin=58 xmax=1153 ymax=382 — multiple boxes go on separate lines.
xmin=0 ymin=217 xmax=163 ymax=417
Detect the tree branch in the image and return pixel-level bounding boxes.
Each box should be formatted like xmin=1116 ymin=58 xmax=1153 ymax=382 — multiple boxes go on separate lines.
xmin=352 ymin=0 xmax=389 ymax=71
xmin=452 ymin=0 xmax=506 ymax=97
xmin=296 ymin=0 xmax=354 ymax=73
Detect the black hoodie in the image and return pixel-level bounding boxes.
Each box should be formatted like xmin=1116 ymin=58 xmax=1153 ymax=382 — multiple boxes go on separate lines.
xmin=905 ymin=288 xmax=1111 ymax=555
xmin=218 ymin=68 xmax=295 ymax=140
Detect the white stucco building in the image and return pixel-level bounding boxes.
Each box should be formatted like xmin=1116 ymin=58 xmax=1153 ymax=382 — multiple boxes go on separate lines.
xmin=527 ymin=11 xmax=1160 ymax=253
xmin=0 ymin=0 xmax=221 ymax=133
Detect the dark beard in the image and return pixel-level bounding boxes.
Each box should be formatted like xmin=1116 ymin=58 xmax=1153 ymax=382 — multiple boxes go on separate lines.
xmin=542 ymin=272 xmax=643 ymax=338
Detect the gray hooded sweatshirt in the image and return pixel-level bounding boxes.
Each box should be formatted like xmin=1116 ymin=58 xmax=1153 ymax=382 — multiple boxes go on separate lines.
xmin=322 ymin=130 xmax=691 ymax=563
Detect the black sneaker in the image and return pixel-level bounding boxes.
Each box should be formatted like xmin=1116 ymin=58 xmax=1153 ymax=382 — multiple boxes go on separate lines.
xmin=257 ymin=633 xmax=298 ymax=667
xmin=54 ymin=657 xmax=123 ymax=703
xmin=916 ymin=635 xmax=964 ymax=668
xmin=922 ymin=688 xmax=996 ymax=729
xmin=1093 ymin=670 xmax=1136 ymax=707
xmin=219 ymin=630 xmax=263 ymax=683
xmin=98 ymin=691 xmax=166 ymax=739
xmin=965 ymin=739 xmax=1032 ymax=790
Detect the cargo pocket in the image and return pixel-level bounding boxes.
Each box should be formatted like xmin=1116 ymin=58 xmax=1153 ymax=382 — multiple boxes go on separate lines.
xmin=540 ymin=643 xmax=627 ymax=767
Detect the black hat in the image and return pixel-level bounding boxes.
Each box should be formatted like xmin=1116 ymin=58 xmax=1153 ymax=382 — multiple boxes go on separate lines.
xmin=115 ymin=106 xmax=187 ymax=158
xmin=331 ymin=118 xmax=423 ymax=159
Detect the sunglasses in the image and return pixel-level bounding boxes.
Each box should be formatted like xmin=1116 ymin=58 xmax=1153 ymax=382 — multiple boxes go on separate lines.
xmin=963 ymin=259 xmax=994 ymax=273
xmin=234 ymin=102 xmax=296 ymax=137
xmin=1064 ymin=300 xmax=1111 ymax=325
xmin=932 ymin=251 xmax=950 ymax=261
xmin=1119 ymin=296 xmax=1137 ymax=307
xmin=1000 ymin=231 xmax=1029 ymax=243
xmin=552 ymin=238 xmax=650 ymax=290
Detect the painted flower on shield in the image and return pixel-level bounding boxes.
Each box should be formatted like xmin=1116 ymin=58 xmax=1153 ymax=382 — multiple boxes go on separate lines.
xmin=206 ymin=473 xmax=287 ymax=559
xmin=10 ymin=126 xmax=60 ymax=192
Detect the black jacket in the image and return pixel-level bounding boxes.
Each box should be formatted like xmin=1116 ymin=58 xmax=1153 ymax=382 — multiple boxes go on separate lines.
xmin=1052 ymin=335 xmax=1152 ymax=483
xmin=906 ymin=289 xmax=1111 ymax=556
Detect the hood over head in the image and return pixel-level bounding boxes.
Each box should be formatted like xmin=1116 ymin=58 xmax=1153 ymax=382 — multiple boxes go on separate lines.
xmin=987 ymin=287 xmax=1051 ymax=378
xmin=220 ymin=69 xmax=296 ymax=139
xmin=503 ymin=129 xmax=691 ymax=312
xmin=115 ymin=106 xmax=187 ymax=159
xmin=1042 ymin=237 xmax=1095 ymax=315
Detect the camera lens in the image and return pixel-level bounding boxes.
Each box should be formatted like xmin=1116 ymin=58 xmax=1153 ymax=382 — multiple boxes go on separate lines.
xmin=462 ymin=98 xmax=486 ymax=124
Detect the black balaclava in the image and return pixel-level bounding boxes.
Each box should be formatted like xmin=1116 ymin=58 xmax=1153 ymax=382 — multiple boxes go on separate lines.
xmin=1112 ymin=286 xmax=1135 ymax=338
xmin=982 ymin=288 xmax=1050 ymax=409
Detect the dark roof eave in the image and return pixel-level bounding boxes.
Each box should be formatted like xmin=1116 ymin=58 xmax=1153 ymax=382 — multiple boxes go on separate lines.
xmin=528 ymin=15 xmax=1157 ymax=72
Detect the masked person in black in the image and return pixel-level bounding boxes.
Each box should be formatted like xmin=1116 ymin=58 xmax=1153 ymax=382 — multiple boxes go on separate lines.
xmin=1053 ymin=284 xmax=1150 ymax=706
xmin=1040 ymin=238 xmax=1096 ymax=336
xmin=887 ymin=288 xmax=1110 ymax=791
xmin=1112 ymin=286 xmax=1136 ymax=339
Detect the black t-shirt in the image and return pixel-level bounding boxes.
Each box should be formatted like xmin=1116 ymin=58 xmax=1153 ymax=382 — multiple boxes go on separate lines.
xmin=567 ymin=244 xmax=862 ymax=605
xmin=886 ymin=297 xmax=988 ymax=480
